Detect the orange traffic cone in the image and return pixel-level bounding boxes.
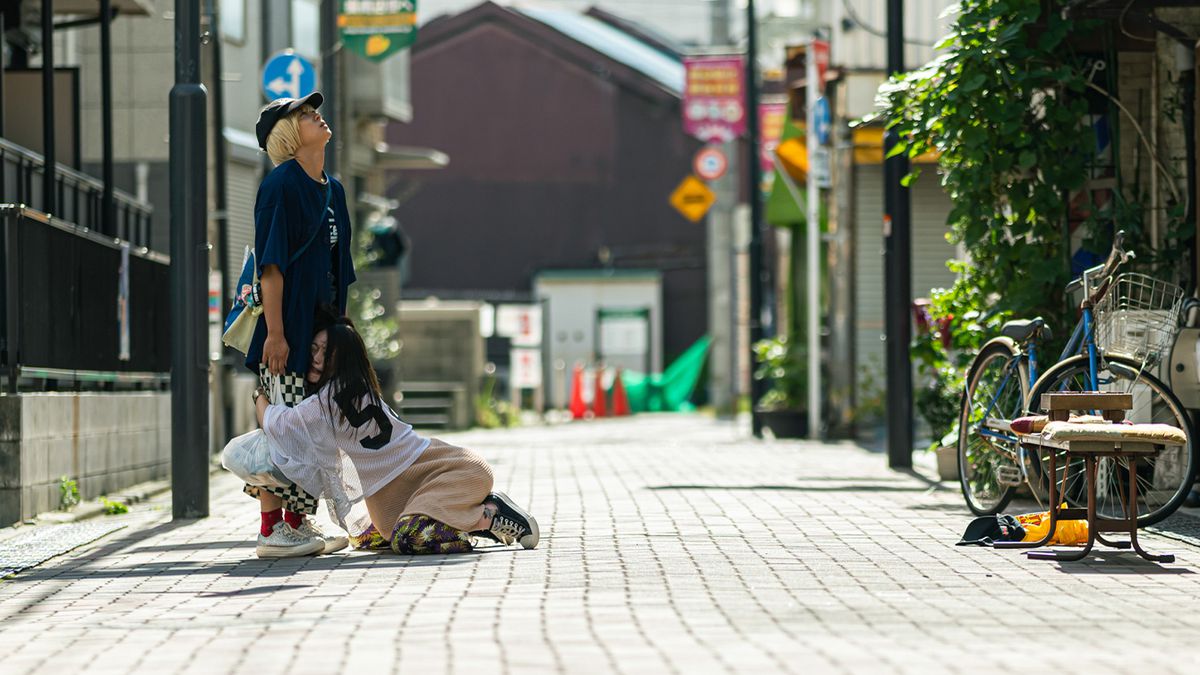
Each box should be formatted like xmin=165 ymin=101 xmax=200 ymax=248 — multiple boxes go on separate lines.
xmin=592 ymin=366 xmax=608 ymax=417
xmin=568 ymin=363 xmax=588 ymax=419
xmin=611 ymin=367 xmax=631 ymax=416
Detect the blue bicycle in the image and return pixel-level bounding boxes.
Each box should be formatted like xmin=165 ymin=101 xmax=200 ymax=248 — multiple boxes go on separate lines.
xmin=957 ymin=232 xmax=1196 ymax=526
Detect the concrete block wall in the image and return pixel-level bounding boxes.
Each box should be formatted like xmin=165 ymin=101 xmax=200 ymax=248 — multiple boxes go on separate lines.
xmin=0 ymin=392 xmax=170 ymax=526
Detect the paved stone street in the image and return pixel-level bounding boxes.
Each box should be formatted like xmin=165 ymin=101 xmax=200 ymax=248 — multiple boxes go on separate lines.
xmin=2 ymin=414 xmax=1200 ymax=674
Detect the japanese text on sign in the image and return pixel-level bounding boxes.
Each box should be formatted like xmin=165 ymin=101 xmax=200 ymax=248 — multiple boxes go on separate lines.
xmin=682 ymin=55 xmax=746 ymax=143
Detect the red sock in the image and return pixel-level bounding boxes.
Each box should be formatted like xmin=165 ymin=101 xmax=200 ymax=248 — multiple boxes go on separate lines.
xmin=283 ymin=510 xmax=304 ymax=529
xmin=261 ymin=508 xmax=283 ymax=537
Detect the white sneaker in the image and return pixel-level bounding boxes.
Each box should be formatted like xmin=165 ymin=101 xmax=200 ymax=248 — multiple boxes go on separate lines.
xmin=297 ymin=519 xmax=349 ymax=554
xmin=256 ymin=521 xmax=324 ymax=558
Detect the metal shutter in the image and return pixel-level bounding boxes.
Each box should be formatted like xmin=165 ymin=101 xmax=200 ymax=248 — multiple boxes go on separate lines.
xmin=225 ymin=160 xmax=260 ymax=285
xmin=853 ymin=165 xmax=956 ymax=400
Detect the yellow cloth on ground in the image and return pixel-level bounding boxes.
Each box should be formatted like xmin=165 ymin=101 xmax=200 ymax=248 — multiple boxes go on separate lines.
xmin=1017 ymin=508 xmax=1089 ymax=546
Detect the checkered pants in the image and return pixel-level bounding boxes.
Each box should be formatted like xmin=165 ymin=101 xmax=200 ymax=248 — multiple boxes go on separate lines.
xmin=242 ymin=365 xmax=320 ymax=515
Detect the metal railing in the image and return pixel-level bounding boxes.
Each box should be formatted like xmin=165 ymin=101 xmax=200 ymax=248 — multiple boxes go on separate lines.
xmin=0 ymin=205 xmax=170 ymax=392
xmin=0 ymin=137 xmax=153 ymax=248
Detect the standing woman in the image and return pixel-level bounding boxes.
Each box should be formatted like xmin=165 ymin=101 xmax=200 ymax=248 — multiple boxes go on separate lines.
xmin=244 ymin=93 xmax=356 ymax=558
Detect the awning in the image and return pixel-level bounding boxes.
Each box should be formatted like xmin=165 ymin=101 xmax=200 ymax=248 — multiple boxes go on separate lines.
xmin=52 ymin=0 xmax=155 ymax=16
xmin=850 ymin=126 xmax=940 ymax=165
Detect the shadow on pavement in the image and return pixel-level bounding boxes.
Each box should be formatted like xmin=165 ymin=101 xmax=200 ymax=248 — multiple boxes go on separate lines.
xmin=645 ymin=484 xmax=931 ymax=493
xmin=6 ymin=552 xmax=485 ymax=588
xmin=198 ymin=584 xmax=315 ymax=598
xmin=1052 ymin=555 xmax=1195 ymax=575
xmin=906 ymin=502 xmax=971 ymax=513
xmin=129 ymin=540 xmax=255 ymax=553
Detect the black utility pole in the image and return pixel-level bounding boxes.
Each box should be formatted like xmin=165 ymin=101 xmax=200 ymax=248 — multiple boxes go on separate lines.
xmin=100 ymin=0 xmax=114 ymax=236
xmin=320 ymin=0 xmax=337 ymax=175
xmin=169 ymin=0 xmax=210 ymax=518
xmin=884 ymin=0 xmax=912 ymax=469
xmin=746 ymin=0 xmax=766 ymax=438
xmin=40 ymin=0 xmax=55 ymax=215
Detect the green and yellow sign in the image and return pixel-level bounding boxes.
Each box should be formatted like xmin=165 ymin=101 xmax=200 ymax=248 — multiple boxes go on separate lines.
xmin=339 ymin=0 xmax=417 ymax=62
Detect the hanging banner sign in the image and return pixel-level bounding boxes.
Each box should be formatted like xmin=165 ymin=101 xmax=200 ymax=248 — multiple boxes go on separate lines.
xmin=340 ymin=0 xmax=417 ymax=62
xmin=759 ymin=98 xmax=788 ymax=176
xmin=811 ymin=39 xmax=830 ymax=91
xmin=682 ymin=55 xmax=746 ymax=143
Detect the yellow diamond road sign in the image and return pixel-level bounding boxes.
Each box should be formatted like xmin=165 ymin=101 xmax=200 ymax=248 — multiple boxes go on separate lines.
xmin=669 ymin=175 xmax=716 ymax=223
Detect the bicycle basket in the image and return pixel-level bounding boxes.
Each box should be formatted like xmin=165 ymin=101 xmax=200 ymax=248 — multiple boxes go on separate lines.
xmin=1094 ymin=273 xmax=1185 ymax=363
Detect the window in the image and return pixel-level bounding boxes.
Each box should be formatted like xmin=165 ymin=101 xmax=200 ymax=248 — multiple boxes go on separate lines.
xmin=291 ymin=0 xmax=321 ymax=61
xmin=220 ymin=0 xmax=245 ymax=44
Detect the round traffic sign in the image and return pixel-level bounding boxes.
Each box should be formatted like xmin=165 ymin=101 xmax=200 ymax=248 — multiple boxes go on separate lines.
xmin=261 ymin=50 xmax=318 ymax=102
xmin=693 ymin=146 xmax=728 ymax=181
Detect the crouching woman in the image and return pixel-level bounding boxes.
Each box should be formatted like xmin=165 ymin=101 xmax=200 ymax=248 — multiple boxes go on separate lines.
xmin=252 ymin=317 xmax=539 ymax=553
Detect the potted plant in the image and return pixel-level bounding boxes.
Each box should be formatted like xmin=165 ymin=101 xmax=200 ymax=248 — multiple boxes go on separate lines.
xmin=853 ymin=358 xmax=887 ymax=443
xmin=752 ymin=335 xmax=808 ymax=438
xmin=916 ymin=364 xmax=962 ymax=481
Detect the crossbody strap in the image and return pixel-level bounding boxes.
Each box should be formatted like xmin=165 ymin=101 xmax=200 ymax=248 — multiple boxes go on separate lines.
xmin=288 ymin=180 xmax=335 ymax=266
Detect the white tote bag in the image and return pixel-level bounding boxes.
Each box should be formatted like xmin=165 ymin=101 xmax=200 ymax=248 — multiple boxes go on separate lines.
xmin=221 ymin=378 xmax=290 ymax=488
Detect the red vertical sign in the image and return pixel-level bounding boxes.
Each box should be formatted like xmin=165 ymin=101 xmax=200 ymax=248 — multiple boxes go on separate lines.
xmin=758 ymin=99 xmax=788 ymax=175
xmin=811 ymin=39 xmax=830 ymax=91
xmin=682 ymin=55 xmax=747 ymax=143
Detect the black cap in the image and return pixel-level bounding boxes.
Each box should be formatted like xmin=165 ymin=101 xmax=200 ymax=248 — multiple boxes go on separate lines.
xmin=255 ymin=92 xmax=324 ymax=151
xmin=956 ymin=515 xmax=1025 ymax=546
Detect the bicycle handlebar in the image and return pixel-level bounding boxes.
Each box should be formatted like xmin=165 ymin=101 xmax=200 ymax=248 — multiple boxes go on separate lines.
xmin=1084 ymin=230 xmax=1134 ymax=308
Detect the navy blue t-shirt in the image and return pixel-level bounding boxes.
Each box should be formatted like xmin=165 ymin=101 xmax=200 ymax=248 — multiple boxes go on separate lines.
xmin=245 ymin=159 xmax=356 ymax=375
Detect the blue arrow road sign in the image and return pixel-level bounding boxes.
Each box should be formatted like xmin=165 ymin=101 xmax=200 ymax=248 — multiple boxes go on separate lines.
xmin=814 ymin=97 xmax=831 ymax=146
xmin=261 ymin=51 xmax=318 ymax=102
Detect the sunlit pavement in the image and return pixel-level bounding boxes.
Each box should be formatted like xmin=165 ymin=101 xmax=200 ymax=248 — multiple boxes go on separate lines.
xmin=1 ymin=414 xmax=1199 ymax=674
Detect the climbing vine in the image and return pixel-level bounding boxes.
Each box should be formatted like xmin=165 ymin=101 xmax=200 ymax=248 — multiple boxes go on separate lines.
xmin=878 ymin=0 xmax=1192 ymax=441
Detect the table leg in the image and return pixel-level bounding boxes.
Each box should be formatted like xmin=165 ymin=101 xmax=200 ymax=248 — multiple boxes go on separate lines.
xmin=996 ymin=446 xmax=1059 ymax=549
xmin=1125 ymin=455 xmax=1175 ymax=563
xmin=1029 ymin=454 xmax=1095 ymax=562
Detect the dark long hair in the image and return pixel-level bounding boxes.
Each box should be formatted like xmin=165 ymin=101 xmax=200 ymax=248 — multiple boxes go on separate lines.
xmin=311 ymin=316 xmax=385 ymax=427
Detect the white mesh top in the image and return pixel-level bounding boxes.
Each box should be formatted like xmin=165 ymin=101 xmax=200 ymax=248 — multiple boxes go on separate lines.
xmin=263 ymin=385 xmax=431 ymax=533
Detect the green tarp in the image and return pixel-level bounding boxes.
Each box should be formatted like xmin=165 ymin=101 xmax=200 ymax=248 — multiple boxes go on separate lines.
xmin=620 ymin=336 xmax=711 ymax=413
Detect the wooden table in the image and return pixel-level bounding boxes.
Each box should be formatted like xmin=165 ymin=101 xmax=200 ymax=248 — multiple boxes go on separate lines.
xmin=993 ymin=392 xmax=1175 ymax=563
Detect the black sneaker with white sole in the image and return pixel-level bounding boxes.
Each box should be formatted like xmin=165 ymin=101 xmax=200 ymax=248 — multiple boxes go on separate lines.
xmin=474 ymin=492 xmax=539 ymax=549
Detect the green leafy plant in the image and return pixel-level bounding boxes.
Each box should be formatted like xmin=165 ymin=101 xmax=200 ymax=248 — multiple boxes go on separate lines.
xmin=100 ymin=497 xmax=129 ymax=515
xmin=475 ymin=372 xmax=518 ymax=429
xmin=349 ymin=228 xmax=401 ymax=363
xmin=916 ymin=365 xmax=963 ymax=450
xmin=752 ymin=335 xmax=806 ymax=411
xmin=879 ymin=0 xmax=1192 ymax=417
xmin=58 ymin=476 xmax=79 ymax=510
xmin=854 ymin=356 xmax=886 ymax=428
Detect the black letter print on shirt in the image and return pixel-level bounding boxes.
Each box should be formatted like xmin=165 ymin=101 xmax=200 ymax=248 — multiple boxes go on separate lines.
xmin=334 ymin=390 xmax=393 ymax=449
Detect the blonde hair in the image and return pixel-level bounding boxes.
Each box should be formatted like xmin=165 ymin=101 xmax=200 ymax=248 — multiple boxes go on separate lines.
xmin=264 ymin=105 xmax=314 ymax=166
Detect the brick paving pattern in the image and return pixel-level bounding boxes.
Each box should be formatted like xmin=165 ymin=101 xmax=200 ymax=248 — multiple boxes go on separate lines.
xmin=1 ymin=414 xmax=1199 ymax=673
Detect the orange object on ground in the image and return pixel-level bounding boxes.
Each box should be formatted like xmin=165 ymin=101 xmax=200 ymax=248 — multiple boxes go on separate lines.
xmin=592 ymin=366 xmax=608 ymax=417
xmin=611 ymin=367 xmax=631 ymax=416
xmin=1016 ymin=507 xmax=1089 ymax=546
xmin=568 ymin=364 xmax=588 ymax=419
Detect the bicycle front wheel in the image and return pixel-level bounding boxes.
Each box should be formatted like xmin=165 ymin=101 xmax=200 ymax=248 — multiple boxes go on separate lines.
xmin=1029 ymin=354 xmax=1196 ymax=526
xmin=958 ymin=338 xmax=1029 ymax=515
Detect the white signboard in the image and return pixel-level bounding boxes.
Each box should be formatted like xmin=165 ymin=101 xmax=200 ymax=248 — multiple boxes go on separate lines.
xmin=510 ymin=348 xmax=542 ymax=388
xmin=479 ymin=303 xmax=495 ymax=338
xmin=600 ymin=317 xmax=648 ymax=355
xmin=811 ymin=146 xmax=832 ymax=188
xmin=496 ymin=304 xmax=542 ymax=347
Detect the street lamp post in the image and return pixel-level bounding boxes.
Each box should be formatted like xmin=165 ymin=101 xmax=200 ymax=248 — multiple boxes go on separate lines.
xmin=169 ymin=0 xmax=210 ymax=518
xmin=746 ymin=0 xmax=766 ymax=438
xmin=884 ymin=0 xmax=913 ymax=469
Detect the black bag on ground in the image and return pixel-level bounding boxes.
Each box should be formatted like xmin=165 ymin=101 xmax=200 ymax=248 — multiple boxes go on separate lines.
xmin=956 ymin=515 xmax=1025 ymax=546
